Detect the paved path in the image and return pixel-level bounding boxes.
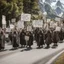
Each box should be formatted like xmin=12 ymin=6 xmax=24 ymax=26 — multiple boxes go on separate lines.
xmin=0 ymin=42 xmax=64 ymax=64
xmin=34 ymin=48 xmax=64 ymax=64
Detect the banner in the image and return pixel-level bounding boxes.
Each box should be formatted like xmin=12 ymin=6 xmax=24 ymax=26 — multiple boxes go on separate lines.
xmin=11 ymin=18 xmax=16 ymax=23
xmin=21 ymin=13 xmax=31 ymax=21
xmin=47 ymin=19 xmax=51 ymax=23
xmin=17 ymin=20 xmax=24 ymax=29
xmin=27 ymin=26 xmax=32 ymax=31
xmin=6 ymin=28 xmax=11 ymax=32
xmin=2 ymin=15 xmax=6 ymax=24
xmin=10 ymin=24 xmax=14 ymax=29
xmin=55 ymin=26 xmax=61 ymax=31
xmin=55 ymin=17 xmax=61 ymax=22
xmin=50 ymin=21 xmax=54 ymax=28
xmin=32 ymin=20 xmax=43 ymax=27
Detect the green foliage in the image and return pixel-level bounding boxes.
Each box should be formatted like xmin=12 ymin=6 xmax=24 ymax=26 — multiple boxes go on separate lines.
xmin=31 ymin=0 xmax=39 ymax=15
xmin=0 ymin=0 xmax=23 ymax=27
xmin=0 ymin=0 xmax=40 ymax=27
xmin=23 ymin=0 xmax=32 ymax=13
xmin=23 ymin=0 xmax=39 ymax=15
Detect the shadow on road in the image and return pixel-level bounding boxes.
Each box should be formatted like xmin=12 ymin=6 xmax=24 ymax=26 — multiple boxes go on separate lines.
xmin=21 ymin=47 xmax=32 ymax=52
xmin=0 ymin=49 xmax=7 ymax=52
xmin=9 ymin=48 xmax=18 ymax=51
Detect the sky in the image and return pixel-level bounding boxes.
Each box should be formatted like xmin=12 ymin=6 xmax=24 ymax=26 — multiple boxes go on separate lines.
xmin=43 ymin=0 xmax=64 ymax=4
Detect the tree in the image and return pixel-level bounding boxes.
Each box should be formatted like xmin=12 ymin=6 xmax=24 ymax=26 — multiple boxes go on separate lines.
xmin=23 ymin=0 xmax=32 ymax=14
xmin=31 ymin=0 xmax=40 ymax=20
xmin=23 ymin=0 xmax=40 ymax=20
xmin=0 ymin=0 xmax=23 ymax=27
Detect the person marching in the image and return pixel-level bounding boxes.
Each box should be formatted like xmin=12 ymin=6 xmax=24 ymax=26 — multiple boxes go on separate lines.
xmin=0 ymin=30 xmax=5 ymax=51
xmin=12 ymin=29 xmax=19 ymax=49
xmin=28 ymin=31 xmax=33 ymax=48
xmin=61 ymin=21 xmax=64 ymax=40
xmin=34 ymin=28 xmax=39 ymax=43
xmin=9 ymin=31 xmax=13 ymax=44
xmin=35 ymin=29 xmax=44 ymax=48
xmin=52 ymin=31 xmax=59 ymax=47
xmin=45 ymin=30 xmax=52 ymax=48
xmin=20 ymin=29 xmax=26 ymax=48
xmin=59 ymin=28 xmax=63 ymax=43
xmin=25 ymin=31 xmax=30 ymax=48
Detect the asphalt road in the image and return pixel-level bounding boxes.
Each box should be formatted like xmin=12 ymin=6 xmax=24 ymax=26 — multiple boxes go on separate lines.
xmin=34 ymin=48 xmax=64 ymax=64
xmin=0 ymin=43 xmax=64 ymax=64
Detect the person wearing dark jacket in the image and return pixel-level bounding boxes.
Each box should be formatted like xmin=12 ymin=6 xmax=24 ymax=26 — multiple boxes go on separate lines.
xmin=52 ymin=31 xmax=59 ymax=46
xmin=28 ymin=32 xmax=33 ymax=48
xmin=45 ymin=30 xmax=52 ymax=48
xmin=59 ymin=28 xmax=63 ymax=43
xmin=12 ymin=31 xmax=19 ymax=49
xmin=34 ymin=28 xmax=39 ymax=43
xmin=36 ymin=30 xmax=44 ymax=48
xmin=20 ymin=29 xmax=26 ymax=48
xmin=9 ymin=32 xmax=13 ymax=43
xmin=0 ymin=31 xmax=5 ymax=50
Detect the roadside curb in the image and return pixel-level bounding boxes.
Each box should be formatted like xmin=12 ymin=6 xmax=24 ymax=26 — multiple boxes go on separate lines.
xmin=46 ymin=50 xmax=64 ymax=64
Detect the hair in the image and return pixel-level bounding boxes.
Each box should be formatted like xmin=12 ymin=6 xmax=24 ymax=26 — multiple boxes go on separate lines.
xmin=14 ymin=31 xmax=16 ymax=34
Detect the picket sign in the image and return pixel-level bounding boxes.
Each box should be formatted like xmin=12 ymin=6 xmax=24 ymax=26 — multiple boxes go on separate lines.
xmin=27 ymin=26 xmax=32 ymax=31
xmin=11 ymin=18 xmax=16 ymax=23
xmin=21 ymin=13 xmax=31 ymax=21
xmin=17 ymin=20 xmax=24 ymax=29
xmin=55 ymin=17 xmax=61 ymax=22
xmin=55 ymin=26 xmax=61 ymax=31
xmin=32 ymin=20 xmax=43 ymax=27
xmin=2 ymin=15 xmax=6 ymax=24
xmin=10 ymin=24 xmax=15 ymax=29
xmin=47 ymin=19 xmax=51 ymax=23
xmin=6 ymin=28 xmax=11 ymax=32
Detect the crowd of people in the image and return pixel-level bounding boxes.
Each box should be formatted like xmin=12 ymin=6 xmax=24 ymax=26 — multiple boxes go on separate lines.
xmin=0 ymin=21 xmax=64 ymax=51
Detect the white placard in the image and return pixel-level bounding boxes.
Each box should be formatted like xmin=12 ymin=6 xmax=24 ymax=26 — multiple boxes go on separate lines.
xmin=50 ymin=21 xmax=54 ymax=25
xmin=50 ymin=21 xmax=54 ymax=28
xmin=17 ymin=20 xmax=24 ymax=29
xmin=2 ymin=15 xmax=6 ymax=24
xmin=55 ymin=26 xmax=61 ymax=31
xmin=55 ymin=17 xmax=60 ymax=22
xmin=27 ymin=26 xmax=32 ymax=31
xmin=47 ymin=19 xmax=51 ymax=23
xmin=11 ymin=18 xmax=16 ymax=23
xmin=21 ymin=13 xmax=31 ymax=21
xmin=10 ymin=24 xmax=14 ymax=29
xmin=32 ymin=20 xmax=43 ymax=27
xmin=5 ymin=34 xmax=9 ymax=38
xmin=6 ymin=28 xmax=11 ymax=32
xmin=25 ymin=36 xmax=29 ymax=41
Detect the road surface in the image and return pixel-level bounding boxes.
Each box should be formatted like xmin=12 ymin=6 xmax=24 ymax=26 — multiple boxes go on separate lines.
xmin=0 ymin=42 xmax=64 ymax=64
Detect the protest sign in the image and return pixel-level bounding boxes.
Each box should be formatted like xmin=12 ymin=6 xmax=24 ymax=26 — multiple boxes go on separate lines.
xmin=47 ymin=19 xmax=51 ymax=23
xmin=55 ymin=26 xmax=61 ymax=31
xmin=21 ymin=13 xmax=31 ymax=21
xmin=27 ymin=26 xmax=32 ymax=31
xmin=55 ymin=17 xmax=60 ymax=22
xmin=17 ymin=20 xmax=24 ymax=29
xmin=10 ymin=24 xmax=14 ymax=29
xmin=2 ymin=15 xmax=6 ymax=24
xmin=32 ymin=20 xmax=43 ymax=27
